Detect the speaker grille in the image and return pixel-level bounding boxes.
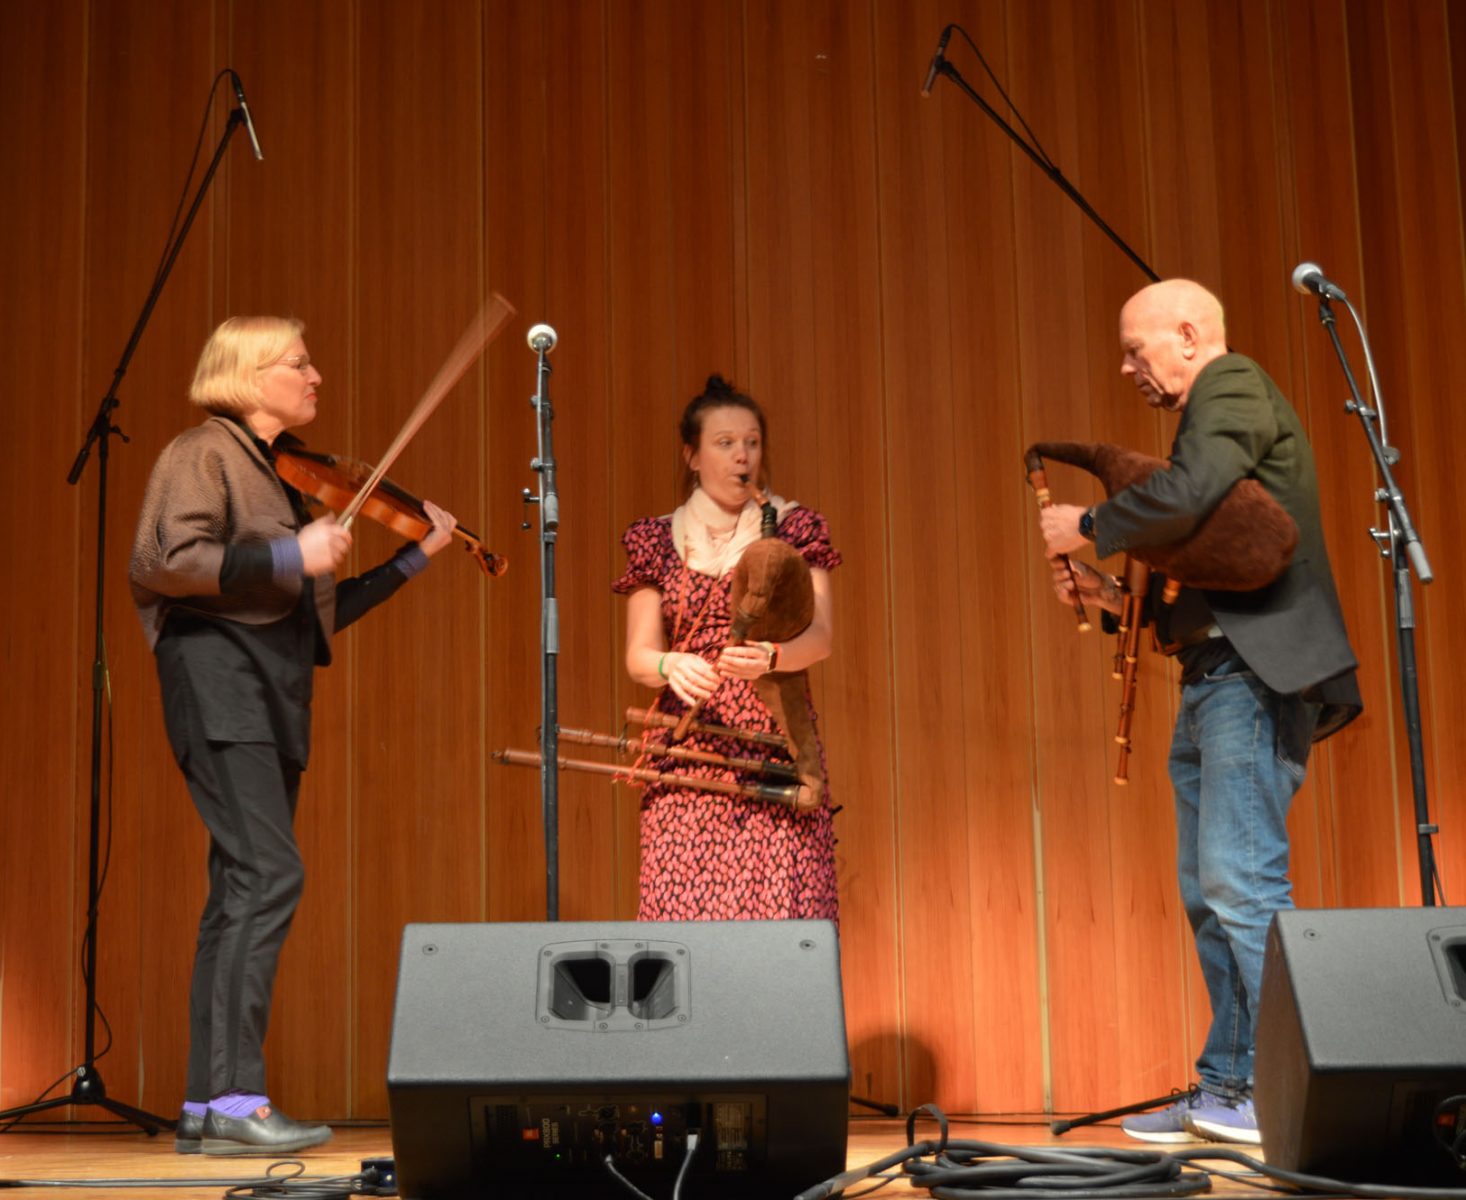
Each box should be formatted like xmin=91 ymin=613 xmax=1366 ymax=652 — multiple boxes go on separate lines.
xmin=537 ymin=938 xmax=690 ymax=1032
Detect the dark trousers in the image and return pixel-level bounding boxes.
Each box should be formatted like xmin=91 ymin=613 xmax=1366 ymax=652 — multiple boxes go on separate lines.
xmin=165 ymin=688 xmax=306 ymax=1100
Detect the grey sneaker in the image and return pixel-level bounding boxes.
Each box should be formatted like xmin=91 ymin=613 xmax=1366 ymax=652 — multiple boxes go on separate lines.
xmin=1120 ymin=1090 xmax=1205 ymax=1143
xmin=1184 ymin=1094 xmax=1261 ymax=1145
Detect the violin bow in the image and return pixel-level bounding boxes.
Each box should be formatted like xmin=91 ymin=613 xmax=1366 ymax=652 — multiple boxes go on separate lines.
xmin=339 ymin=292 xmax=517 ymax=530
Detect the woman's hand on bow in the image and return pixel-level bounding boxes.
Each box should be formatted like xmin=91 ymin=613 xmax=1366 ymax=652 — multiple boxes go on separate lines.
xmin=298 ymin=514 xmax=353 ymax=576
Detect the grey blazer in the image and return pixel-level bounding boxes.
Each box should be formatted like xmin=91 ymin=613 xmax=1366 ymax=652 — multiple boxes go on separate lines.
xmin=130 ymin=415 xmax=337 ymax=649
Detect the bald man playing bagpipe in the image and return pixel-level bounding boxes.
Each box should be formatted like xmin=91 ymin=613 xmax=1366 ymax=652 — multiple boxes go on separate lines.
xmin=1040 ymin=279 xmax=1361 ymax=1146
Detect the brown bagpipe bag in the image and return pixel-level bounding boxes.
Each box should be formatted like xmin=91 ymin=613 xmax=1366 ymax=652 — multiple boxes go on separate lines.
xmin=726 ymin=536 xmax=824 ymax=810
xmin=1026 ymin=440 xmax=1300 ymax=784
xmin=1025 ymin=440 xmax=1298 ymax=590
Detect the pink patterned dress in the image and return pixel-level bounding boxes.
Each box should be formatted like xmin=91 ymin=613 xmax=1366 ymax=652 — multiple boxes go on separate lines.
xmin=613 ymin=508 xmax=842 ymax=924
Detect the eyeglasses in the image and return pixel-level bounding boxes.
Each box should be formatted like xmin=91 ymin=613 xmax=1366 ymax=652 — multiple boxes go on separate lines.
xmin=276 ymin=355 xmax=313 ymax=373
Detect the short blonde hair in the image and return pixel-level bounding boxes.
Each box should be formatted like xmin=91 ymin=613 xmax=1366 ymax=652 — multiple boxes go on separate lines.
xmin=189 ymin=316 xmax=305 ymax=415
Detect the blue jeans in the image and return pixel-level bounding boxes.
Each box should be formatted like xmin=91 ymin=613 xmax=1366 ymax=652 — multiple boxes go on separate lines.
xmin=1169 ymin=654 xmax=1318 ymax=1099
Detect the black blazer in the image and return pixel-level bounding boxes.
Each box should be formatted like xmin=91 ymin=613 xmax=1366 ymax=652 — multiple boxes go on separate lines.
xmin=1095 ymin=353 xmax=1360 ymax=738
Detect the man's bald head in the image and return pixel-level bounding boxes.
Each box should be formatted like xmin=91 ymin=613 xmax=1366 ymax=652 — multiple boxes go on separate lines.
xmin=1118 ymin=279 xmax=1229 ymax=411
xmin=1124 ymin=279 xmax=1227 ymax=347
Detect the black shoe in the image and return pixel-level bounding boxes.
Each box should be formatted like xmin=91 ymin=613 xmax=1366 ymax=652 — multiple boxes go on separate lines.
xmin=201 ymin=1103 xmax=332 ymax=1156
xmin=174 ymin=1108 xmax=204 ymax=1154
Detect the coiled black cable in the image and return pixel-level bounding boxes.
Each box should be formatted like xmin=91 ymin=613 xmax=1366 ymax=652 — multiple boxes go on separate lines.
xmin=795 ymin=1105 xmax=1466 ymax=1200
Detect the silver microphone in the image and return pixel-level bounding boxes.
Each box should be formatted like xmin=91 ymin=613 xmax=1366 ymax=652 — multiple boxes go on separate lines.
xmin=920 ymin=25 xmax=953 ymax=98
xmin=527 ymin=323 xmax=558 ymax=354
xmin=229 ymin=70 xmax=263 ymax=162
xmin=1291 ymin=261 xmax=1347 ymax=301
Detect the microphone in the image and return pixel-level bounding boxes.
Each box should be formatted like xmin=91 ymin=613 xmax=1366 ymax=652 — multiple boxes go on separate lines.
xmin=229 ymin=70 xmax=263 ymax=161
xmin=920 ymin=25 xmax=953 ymax=98
xmin=527 ymin=323 xmax=558 ymax=354
xmin=1291 ymin=261 xmax=1347 ymax=301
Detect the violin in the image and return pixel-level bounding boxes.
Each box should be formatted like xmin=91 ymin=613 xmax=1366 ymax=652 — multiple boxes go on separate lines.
xmin=274 ymin=444 xmax=507 ymax=577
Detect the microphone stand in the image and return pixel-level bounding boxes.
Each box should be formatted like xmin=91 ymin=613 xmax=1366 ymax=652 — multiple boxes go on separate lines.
xmin=1 ymin=102 xmax=253 ymax=1137
xmin=925 ymin=25 xmax=1177 ymax=1133
xmin=925 ymin=39 xmax=1158 ymax=284
xmin=1308 ymin=293 xmax=1439 ymax=905
xmin=523 ymin=330 xmax=561 ymax=920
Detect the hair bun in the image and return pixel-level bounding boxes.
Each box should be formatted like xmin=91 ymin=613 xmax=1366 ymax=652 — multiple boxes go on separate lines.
xmin=678 ymin=374 xmax=768 ymax=484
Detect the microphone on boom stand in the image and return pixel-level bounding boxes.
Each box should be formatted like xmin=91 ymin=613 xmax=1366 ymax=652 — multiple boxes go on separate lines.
xmin=1291 ymin=261 xmax=1347 ymax=301
xmin=228 ymin=70 xmax=264 ymax=161
xmin=920 ymin=24 xmax=953 ymax=97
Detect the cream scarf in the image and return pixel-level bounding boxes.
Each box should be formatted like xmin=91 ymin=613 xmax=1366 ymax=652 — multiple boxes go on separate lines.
xmin=670 ymin=485 xmax=798 ymax=578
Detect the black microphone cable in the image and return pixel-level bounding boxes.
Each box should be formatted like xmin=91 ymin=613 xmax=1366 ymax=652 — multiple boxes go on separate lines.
xmin=794 ymin=1105 xmax=1466 ymax=1200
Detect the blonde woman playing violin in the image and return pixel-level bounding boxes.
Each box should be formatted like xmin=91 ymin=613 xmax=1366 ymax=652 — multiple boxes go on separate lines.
xmin=129 ymin=317 xmax=454 ymax=1157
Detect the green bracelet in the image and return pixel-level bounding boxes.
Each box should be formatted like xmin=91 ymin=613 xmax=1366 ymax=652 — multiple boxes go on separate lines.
xmin=657 ymin=653 xmax=668 ymax=679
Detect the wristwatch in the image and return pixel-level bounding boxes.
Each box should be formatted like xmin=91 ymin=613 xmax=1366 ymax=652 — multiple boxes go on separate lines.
xmin=1078 ymin=506 xmax=1096 ymax=541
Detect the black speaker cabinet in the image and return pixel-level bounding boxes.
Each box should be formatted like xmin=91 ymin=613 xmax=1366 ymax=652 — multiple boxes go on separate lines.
xmin=386 ymin=919 xmax=850 ymax=1198
xmin=1255 ymin=907 xmax=1466 ymax=1185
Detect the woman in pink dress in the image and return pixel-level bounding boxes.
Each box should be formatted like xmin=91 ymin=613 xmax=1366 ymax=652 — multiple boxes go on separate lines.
xmin=613 ymin=375 xmax=841 ymax=923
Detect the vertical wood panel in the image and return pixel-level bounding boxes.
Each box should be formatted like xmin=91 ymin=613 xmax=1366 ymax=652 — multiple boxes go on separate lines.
xmin=742 ymin=0 xmax=902 ymax=1109
xmin=1373 ymin=0 xmax=1466 ymax=898
xmin=351 ymin=0 xmax=486 ymax=1118
xmin=943 ymin=0 xmax=1047 ymax=1112
xmin=83 ymin=0 xmax=222 ymax=1117
xmin=802 ymin=2 xmax=906 ymax=1109
xmin=539 ymin=0 xmax=621 ymax=922
xmin=872 ymin=0 xmax=982 ymax=1112
xmin=1345 ymin=0 xmax=1459 ymax=908
xmin=482 ymin=0 xmax=552 ymax=925
xmin=604 ymin=1 xmax=681 ymax=927
xmin=1280 ymin=0 xmax=1401 ymax=912
xmin=0 ymin=0 xmax=87 ymax=1112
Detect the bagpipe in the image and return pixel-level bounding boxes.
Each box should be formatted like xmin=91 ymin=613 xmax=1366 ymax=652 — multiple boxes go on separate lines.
xmin=1025 ymin=440 xmax=1299 ymax=782
xmin=495 ymin=479 xmax=827 ymax=811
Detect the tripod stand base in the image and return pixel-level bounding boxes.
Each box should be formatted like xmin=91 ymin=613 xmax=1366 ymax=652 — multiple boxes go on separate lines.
xmin=0 ymin=1065 xmax=172 ymax=1134
xmin=850 ymin=1093 xmax=900 ymax=1116
xmin=1050 ymin=1088 xmax=1190 ymax=1135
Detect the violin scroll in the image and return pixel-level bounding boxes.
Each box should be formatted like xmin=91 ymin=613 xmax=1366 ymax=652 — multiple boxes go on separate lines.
xmin=466 ymin=542 xmax=508 ymax=577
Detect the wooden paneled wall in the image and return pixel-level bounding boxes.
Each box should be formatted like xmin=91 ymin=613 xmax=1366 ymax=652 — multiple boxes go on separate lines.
xmin=3 ymin=0 xmax=1463 ymax=1120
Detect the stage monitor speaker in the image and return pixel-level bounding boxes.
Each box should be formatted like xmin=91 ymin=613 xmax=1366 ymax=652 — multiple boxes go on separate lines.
xmin=387 ymin=919 xmax=849 ymax=1199
xmin=1255 ymin=907 xmax=1466 ymax=1185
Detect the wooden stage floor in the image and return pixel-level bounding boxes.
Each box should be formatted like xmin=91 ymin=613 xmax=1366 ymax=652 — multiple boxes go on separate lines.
xmin=0 ymin=1112 xmax=1420 ymax=1199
